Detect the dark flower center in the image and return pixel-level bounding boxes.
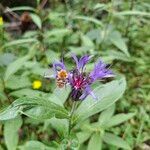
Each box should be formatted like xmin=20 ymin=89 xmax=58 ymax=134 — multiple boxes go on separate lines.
xmin=73 ymin=76 xmax=85 ymax=89
xmin=71 ymin=70 xmax=88 ymax=90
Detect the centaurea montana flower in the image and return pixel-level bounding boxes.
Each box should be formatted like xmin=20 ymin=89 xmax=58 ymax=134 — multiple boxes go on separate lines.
xmin=52 ymin=54 xmax=114 ymax=101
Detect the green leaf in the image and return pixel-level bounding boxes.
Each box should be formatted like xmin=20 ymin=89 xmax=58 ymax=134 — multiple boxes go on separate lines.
xmin=4 ymin=56 xmax=29 ymax=81
xmin=67 ymin=46 xmax=91 ymax=55
xmin=45 ymin=28 xmax=71 ymax=38
xmin=105 ymin=113 xmax=135 ymax=128
xmin=0 ymin=53 xmax=16 ymax=66
xmin=30 ymin=13 xmax=42 ymax=29
xmin=45 ymin=51 xmax=60 ymax=64
xmin=23 ymin=106 xmax=55 ymax=120
xmin=49 ymin=118 xmax=69 ymax=137
xmin=81 ymin=34 xmax=94 ymax=48
xmin=99 ymin=104 xmax=115 ymax=126
xmin=77 ymin=131 xmax=92 ymax=144
xmin=0 ymin=106 xmax=22 ymax=121
xmin=87 ymin=133 xmax=102 ymax=150
xmin=19 ymin=97 xmax=69 ymax=119
xmin=102 ymin=51 xmax=133 ymax=62
xmin=109 ymin=31 xmax=129 ymax=56
xmin=0 ymin=97 xmax=69 ymax=121
xmin=73 ymin=15 xmax=103 ymax=26
xmin=74 ymin=77 xmax=126 ymax=124
xmin=114 ymin=10 xmax=150 ymax=16
xmin=9 ymin=85 xmax=70 ymax=105
xmin=6 ymin=75 xmax=31 ymax=90
xmin=94 ymin=3 xmax=107 ymax=10
xmin=7 ymin=6 xmax=35 ymax=12
xmin=4 ymin=117 xmax=22 ymax=150
xmin=52 ymin=85 xmax=71 ymax=104
xmin=86 ymin=29 xmax=102 ymax=44
xmin=23 ymin=91 xmax=70 ymax=119
xmin=2 ymin=39 xmax=37 ymax=49
xmin=103 ymin=132 xmax=131 ymax=150
xmin=19 ymin=140 xmax=55 ymax=150
xmin=10 ymin=88 xmax=46 ymax=98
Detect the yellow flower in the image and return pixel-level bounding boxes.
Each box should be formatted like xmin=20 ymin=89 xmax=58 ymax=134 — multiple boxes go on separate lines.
xmin=32 ymin=80 xmax=42 ymax=89
xmin=0 ymin=17 xmax=4 ymax=26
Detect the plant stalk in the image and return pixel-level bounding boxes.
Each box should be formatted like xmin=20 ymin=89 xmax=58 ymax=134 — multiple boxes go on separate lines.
xmin=68 ymin=100 xmax=77 ymax=135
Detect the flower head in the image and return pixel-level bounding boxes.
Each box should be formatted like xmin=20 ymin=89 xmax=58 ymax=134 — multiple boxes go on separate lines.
xmin=32 ymin=80 xmax=42 ymax=89
xmin=49 ymin=54 xmax=114 ymax=100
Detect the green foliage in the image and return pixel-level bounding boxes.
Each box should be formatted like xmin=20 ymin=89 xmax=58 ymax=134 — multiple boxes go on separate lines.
xmin=4 ymin=117 xmax=22 ymax=150
xmin=76 ymin=103 xmax=134 ymax=149
xmin=19 ymin=141 xmax=55 ymax=150
xmin=2 ymin=39 xmax=37 ymax=49
xmin=0 ymin=97 xmax=69 ymax=121
xmin=4 ymin=56 xmax=30 ymax=81
xmin=105 ymin=113 xmax=135 ymax=128
xmin=73 ymin=15 xmax=103 ymax=26
xmin=109 ymin=31 xmax=129 ymax=56
xmin=30 ymin=13 xmax=42 ymax=29
xmin=103 ymin=132 xmax=131 ymax=150
xmin=98 ymin=104 xmax=115 ymax=126
xmin=75 ymin=77 xmax=126 ymax=123
xmin=49 ymin=118 xmax=69 ymax=137
xmin=0 ymin=0 xmax=149 ymax=149
xmin=6 ymin=75 xmax=31 ymax=90
xmin=87 ymin=133 xmax=102 ymax=150
xmin=7 ymin=6 xmax=35 ymax=12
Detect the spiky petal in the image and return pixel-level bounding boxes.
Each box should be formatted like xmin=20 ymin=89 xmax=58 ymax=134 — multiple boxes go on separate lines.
xmin=72 ymin=54 xmax=92 ymax=72
xmin=53 ymin=61 xmax=66 ymax=77
xmin=89 ymin=60 xmax=114 ymax=82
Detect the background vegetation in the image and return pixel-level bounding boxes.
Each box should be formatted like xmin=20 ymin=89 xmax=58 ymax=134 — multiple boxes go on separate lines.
xmin=0 ymin=0 xmax=149 ymax=150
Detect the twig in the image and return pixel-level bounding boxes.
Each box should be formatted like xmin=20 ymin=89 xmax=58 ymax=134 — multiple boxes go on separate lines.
xmin=0 ymin=4 xmax=14 ymax=22
xmin=38 ymin=0 xmax=48 ymax=10
xmin=4 ymin=7 xmax=20 ymax=21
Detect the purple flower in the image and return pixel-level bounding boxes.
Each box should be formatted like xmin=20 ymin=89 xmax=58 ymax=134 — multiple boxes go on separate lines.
xmin=50 ymin=54 xmax=114 ymax=101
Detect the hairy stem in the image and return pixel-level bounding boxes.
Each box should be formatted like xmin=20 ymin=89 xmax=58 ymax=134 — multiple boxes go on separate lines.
xmin=68 ymin=100 xmax=77 ymax=135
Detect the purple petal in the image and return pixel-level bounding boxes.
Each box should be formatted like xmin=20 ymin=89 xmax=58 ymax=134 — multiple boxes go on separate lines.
xmin=89 ymin=60 xmax=114 ymax=82
xmin=68 ymin=72 xmax=73 ymax=85
xmin=53 ymin=61 xmax=66 ymax=77
xmin=78 ymin=55 xmax=92 ymax=70
xmin=71 ymin=53 xmax=79 ymax=70
xmin=72 ymin=53 xmax=92 ymax=71
xmin=79 ymin=85 xmax=97 ymax=100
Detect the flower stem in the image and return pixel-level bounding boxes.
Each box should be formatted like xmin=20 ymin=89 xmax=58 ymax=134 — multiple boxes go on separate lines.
xmin=68 ymin=101 xmax=77 ymax=135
